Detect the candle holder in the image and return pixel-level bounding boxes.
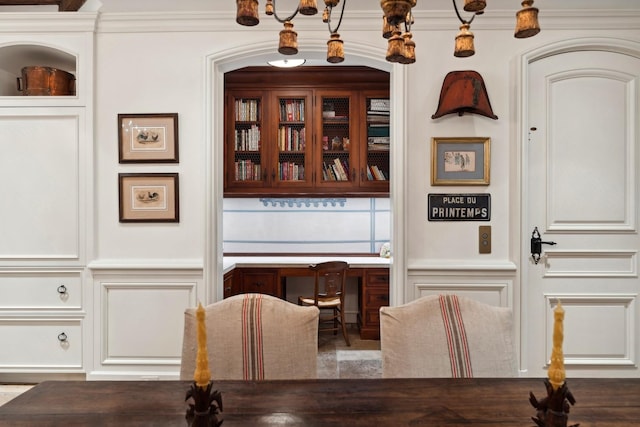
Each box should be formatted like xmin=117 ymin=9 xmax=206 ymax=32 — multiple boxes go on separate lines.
xmin=529 ymin=378 xmax=579 ymax=427
xmin=185 ymin=381 xmax=223 ymax=427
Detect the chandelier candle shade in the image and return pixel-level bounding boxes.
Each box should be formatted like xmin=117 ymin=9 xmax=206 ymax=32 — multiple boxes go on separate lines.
xmin=463 ymin=0 xmax=486 ymax=13
xmin=326 ymin=33 xmax=345 ymax=63
xmin=454 ymin=23 xmax=475 ymax=57
xmin=235 ymin=1 xmax=541 ymax=63
xmin=236 ymin=0 xmax=260 ymax=26
xmin=278 ymin=21 xmax=299 ymax=55
xmin=515 ymin=0 xmax=540 ymax=39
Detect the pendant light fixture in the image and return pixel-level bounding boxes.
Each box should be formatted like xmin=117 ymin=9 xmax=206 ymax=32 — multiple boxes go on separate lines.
xmin=235 ymin=1 xmax=541 ymax=64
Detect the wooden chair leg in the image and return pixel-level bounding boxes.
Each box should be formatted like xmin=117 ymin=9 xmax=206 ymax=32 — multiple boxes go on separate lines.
xmin=339 ymin=307 xmax=350 ymax=346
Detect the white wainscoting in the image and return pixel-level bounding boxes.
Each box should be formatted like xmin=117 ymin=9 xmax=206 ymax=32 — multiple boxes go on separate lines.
xmin=89 ymin=269 xmax=202 ymax=380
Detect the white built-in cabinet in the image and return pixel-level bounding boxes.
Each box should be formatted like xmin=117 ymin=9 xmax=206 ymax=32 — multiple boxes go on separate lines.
xmin=0 ymin=13 xmax=96 ymax=380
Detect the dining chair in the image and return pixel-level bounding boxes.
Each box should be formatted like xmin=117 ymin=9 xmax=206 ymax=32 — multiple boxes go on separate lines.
xmin=180 ymin=293 xmax=319 ymax=380
xmin=380 ymin=294 xmax=517 ymax=378
xmin=298 ymin=261 xmax=351 ymax=346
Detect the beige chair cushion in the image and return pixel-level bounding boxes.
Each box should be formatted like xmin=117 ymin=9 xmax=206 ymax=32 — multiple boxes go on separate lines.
xmin=380 ymin=294 xmax=517 ymax=378
xmin=299 ymin=296 xmax=340 ymax=308
xmin=180 ymin=293 xmax=319 ymax=380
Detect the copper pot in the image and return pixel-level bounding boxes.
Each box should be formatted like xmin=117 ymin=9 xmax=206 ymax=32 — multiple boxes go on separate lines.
xmin=16 ymin=66 xmax=76 ymax=96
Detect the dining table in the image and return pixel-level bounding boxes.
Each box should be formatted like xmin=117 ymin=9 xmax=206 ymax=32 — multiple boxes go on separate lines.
xmin=0 ymin=377 xmax=639 ymax=426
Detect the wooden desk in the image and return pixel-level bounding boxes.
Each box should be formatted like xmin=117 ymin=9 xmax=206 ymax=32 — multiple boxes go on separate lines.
xmin=1 ymin=378 xmax=639 ymax=426
xmin=224 ymin=259 xmax=390 ymax=339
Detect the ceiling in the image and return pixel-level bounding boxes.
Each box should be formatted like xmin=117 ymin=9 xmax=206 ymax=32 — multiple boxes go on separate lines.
xmin=1 ymin=0 xmax=639 ymax=13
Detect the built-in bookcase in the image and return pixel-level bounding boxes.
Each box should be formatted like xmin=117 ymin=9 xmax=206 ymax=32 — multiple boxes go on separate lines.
xmin=224 ymin=66 xmax=389 ymax=196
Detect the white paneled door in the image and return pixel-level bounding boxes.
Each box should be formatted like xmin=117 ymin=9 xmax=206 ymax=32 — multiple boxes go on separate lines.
xmin=525 ymin=46 xmax=640 ymax=377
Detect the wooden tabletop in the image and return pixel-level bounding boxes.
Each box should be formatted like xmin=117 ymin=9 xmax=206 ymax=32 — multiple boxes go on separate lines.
xmin=1 ymin=378 xmax=639 ymax=426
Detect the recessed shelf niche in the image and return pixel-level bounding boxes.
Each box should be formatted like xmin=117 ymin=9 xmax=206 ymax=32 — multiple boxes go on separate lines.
xmin=0 ymin=44 xmax=76 ymax=97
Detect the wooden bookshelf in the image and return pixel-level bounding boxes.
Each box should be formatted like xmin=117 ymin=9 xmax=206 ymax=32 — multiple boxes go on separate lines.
xmin=224 ymin=66 xmax=390 ymax=197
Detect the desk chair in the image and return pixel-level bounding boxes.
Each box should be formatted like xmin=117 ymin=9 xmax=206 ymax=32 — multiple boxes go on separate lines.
xmin=380 ymin=294 xmax=517 ymax=378
xmin=298 ymin=261 xmax=351 ymax=346
xmin=180 ymin=293 xmax=319 ymax=380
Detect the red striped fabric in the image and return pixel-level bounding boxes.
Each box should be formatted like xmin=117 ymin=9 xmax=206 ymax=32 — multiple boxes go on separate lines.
xmin=439 ymin=294 xmax=473 ymax=378
xmin=242 ymin=294 xmax=265 ymax=380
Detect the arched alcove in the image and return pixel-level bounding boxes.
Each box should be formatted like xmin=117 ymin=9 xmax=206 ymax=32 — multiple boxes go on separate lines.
xmin=0 ymin=43 xmax=76 ymax=96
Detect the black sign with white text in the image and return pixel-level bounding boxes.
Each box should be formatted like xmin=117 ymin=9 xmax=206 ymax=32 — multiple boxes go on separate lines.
xmin=428 ymin=194 xmax=491 ymax=221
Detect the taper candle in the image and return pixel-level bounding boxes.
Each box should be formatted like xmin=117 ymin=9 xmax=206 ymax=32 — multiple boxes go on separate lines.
xmin=548 ymin=300 xmax=566 ymax=390
xmin=193 ymin=302 xmax=211 ymax=388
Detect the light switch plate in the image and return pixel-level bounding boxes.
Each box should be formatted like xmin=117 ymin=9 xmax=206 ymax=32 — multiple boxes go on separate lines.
xmin=479 ymin=225 xmax=491 ymax=254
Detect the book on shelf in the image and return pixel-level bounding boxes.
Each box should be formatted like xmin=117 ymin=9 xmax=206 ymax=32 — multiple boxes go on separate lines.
xmin=323 ymin=162 xmax=337 ymax=181
xmin=369 ymin=165 xmax=387 ymax=181
xmin=235 ymin=159 xmax=261 ymax=181
xmin=333 ymin=158 xmax=349 ymax=181
xmin=367 ymin=114 xmax=390 ymax=123
xmin=368 ymin=136 xmax=390 ymax=151
xmin=235 ymin=99 xmax=260 ymax=121
xmin=281 ymin=99 xmax=304 ymax=122
xmin=367 ymin=125 xmax=390 ymax=137
xmin=369 ymin=98 xmax=390 ymax=112
xmin=367 ymin=110 xmax=390 ymax=116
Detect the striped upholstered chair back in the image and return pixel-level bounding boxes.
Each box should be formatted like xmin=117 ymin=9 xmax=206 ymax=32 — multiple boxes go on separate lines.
xmin=180 ymin=293 xmax=320 ymax=380
xmin=380 ymin=294 xmax=517 ymax=378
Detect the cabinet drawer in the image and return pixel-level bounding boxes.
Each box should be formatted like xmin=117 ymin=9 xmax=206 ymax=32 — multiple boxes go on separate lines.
xmin=0 ymin=319 xmax=82 ymax=368
xmin=239 ymin=269 xmax=279 ymax=296
xmin=363 ymin=308 xmax=380 ymax=325
xmin=0 ymin=273 xmax=82 ymax=310
xmin=365 ymin=289 xmax=389 ymax=310
xmin=366 ymin=270 xmax=389 ymax=286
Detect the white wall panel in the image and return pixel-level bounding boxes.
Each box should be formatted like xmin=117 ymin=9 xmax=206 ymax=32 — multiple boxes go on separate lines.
xmin=544 ymin=295 xmax=636 ymax=367
xmin=101 ymin=281 xmax=194 ymax=364
xmin=0 ymin=113 xmax=80 ymax=259
xmin=411 ymin=279 xmax=511 ymax=308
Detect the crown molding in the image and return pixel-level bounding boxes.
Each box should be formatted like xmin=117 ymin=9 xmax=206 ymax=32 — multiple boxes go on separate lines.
xmin=0 ymin=11 xmax=98 ymax=31
xmin=94 ymin=9 xmax=640 ymax=33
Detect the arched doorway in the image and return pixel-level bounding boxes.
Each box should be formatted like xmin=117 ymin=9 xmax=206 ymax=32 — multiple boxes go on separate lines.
xmin=204 ymin=40 xmax=407 ymax=306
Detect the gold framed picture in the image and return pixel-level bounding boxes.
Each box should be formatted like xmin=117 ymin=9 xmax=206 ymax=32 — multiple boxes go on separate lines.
xmin=431 ymin=137 xmax=490 ymax=186
xmin=118 ymin=173 xmax=179 ymax=222
xmin=118 ymin=113 xmax=179 ymax=163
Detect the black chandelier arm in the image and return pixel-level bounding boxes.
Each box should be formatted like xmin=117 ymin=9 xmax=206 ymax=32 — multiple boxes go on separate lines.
xmin=452 ymin=0 xmax=476 ymax=25
xmin=326 ymin=0 xmax=347 ymax=34
xmin=271 ymin=0 xmax=300 ymax=23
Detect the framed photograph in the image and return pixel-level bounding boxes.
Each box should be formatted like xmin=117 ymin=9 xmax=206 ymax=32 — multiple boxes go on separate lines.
xmin=431 ymin=137 xmax=490 ymax=185
xmin=119 ymin=173 xmax=179 ymax=222
xmin=118 ymin=113 xmax=179 ymax=163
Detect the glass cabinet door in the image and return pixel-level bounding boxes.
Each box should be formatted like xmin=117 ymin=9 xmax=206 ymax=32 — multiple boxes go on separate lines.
xmin=273 ymin=91 xmax=313 ymax=188
xmin=226 ymin=91 xmax=267 ymax=189
xmin=362 ymin=92 xmax=390 ymax=189
xmin=317 ymin=92 xmax=356 ymax=189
